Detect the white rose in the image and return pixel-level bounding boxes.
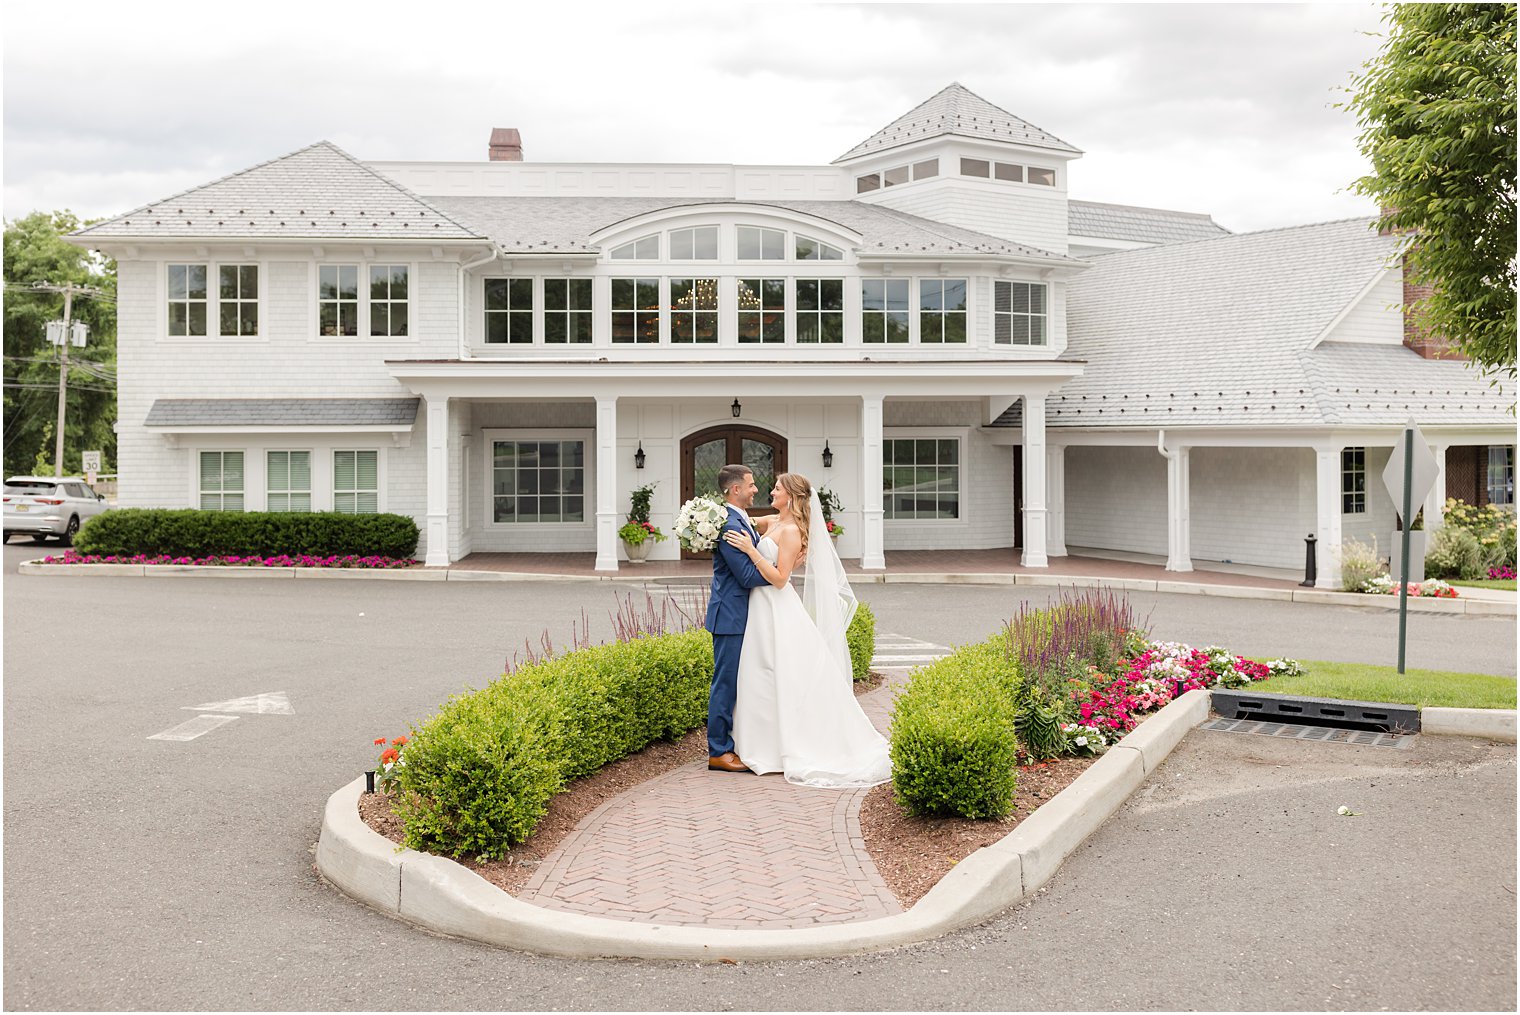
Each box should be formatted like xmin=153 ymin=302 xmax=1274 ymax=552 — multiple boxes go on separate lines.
xmin=697 ymin=521 xmax=716 ymax=537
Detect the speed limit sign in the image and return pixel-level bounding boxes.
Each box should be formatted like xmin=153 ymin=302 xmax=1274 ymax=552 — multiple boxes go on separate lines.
xmin=82 ymin=450 xmax=101 ymax=480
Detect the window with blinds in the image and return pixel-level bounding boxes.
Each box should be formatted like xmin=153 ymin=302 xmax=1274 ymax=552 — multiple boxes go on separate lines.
xmin=266 ymin=451 xmax=312 ymax=512
xmin=333 ymin=450 xmax=379 ymax=514
xmin=199 ymin=451 xmax=245 ymax=511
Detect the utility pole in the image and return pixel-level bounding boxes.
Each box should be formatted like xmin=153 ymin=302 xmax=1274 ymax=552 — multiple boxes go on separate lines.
xmin=19 ymin=281 xmax=109 ymax=477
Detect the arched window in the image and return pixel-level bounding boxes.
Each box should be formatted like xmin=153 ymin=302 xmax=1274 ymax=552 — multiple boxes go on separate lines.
xmin=609 ymin=235 xmax=660 ymax=260
xmin=795 ymin=236 xmax=843 ymax=261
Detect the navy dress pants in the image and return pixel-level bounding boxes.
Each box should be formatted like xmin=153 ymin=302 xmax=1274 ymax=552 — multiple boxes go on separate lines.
xmin=708 ymin=633 xmax=744 ymax=756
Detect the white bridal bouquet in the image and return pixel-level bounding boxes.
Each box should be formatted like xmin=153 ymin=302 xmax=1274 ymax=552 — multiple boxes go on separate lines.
xmin=675 ymin=496 xmax=728 ymax=552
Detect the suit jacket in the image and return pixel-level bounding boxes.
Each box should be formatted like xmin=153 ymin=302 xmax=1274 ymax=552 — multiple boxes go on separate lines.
xmin=704 ymin=506 xmax=770 ymax=635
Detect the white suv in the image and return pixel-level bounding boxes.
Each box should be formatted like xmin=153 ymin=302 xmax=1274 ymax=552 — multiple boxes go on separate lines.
xmin=3 ymin=476 xmax=109 ymax=546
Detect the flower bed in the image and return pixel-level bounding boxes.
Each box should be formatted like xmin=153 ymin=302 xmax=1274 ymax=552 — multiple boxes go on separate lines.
xmin=1360 ymin=575 xmax=1459 ymax=598
xmin=35 ymin=549 xmax=419 ymax=568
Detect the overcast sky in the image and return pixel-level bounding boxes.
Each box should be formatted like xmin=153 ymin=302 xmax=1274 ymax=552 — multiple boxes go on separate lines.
xmin=4 ymin=2 xmax=1388 ymax=234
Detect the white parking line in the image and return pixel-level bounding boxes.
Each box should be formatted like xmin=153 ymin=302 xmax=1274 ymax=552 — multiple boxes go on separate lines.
xmin=147 ymin=714 xmax=239 ymax=742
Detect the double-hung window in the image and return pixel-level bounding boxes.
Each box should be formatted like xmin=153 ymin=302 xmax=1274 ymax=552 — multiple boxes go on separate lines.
xmin=919 ymin=279 xmax=968 ymax=344
xmin=994 ymin=281 xmax=1047 ymax=345
xmin=1487 ymin=446 xmax=1515 ymax=506
xmin=544 ymin=279 xmax=593 ymax=343
xmin=795 ymin=279 xmax=843 ymax=343
xmin=319 ymin=265 xmax=360 ymax=336
xmin=1342 ymin=448 xmax=1366 ymax=514
xmin=485 ymin=278 xmax=534 ymax=344
xmin=491 ymin=439 xmax=585 ymax=523
xmin=611 ymin=278 xmax=660 ymax=343
xmin=736 ymin=279 xmax=785 ymax=343
xmin=861 ymin=279 xmax=909 ymax=343
xmin=670 ymin=278 xmax=719 ymax=343
xmin=333 ymin=450 xmax=379 ymax=514
xmin=369 ymin=265 xmax=409 ymax=337
xmin=218 ymin=265 xmax=259 ymax=336
xmin=199 ymin=451 xmax=244 ymax=511
xmin=168 ymin=264 xmax=209 ymax=336
xmin=266 ymin=451 xmax=311 ymax=512
xmin=884 ymin=439 xmax=959 ymax=519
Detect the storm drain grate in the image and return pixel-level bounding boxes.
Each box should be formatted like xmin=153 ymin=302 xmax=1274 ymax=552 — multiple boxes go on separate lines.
xmin=1202 ymin=716 xmax=1414 ymax=749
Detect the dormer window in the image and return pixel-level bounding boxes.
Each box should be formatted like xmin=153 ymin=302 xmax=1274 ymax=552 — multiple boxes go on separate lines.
xmin=856 ymin=173 xmax=880 ymax=194
xmin=912 ymin=159 xmax=939 ymax=180
xmin=960 ymin=158 xmax=990 ymax=178
xmin=610 ymin=235 xmax=659 ymax=260
xmin=1026 ymin=167 xmax=1055 ymax=186
xmin=994 ymin=162 xmax=1022 ymax=182
xmin=669 ymin=226 xmax=718 ymax=260
xmin=883 ymin=165 xmax=909 ymax=187
xmin=959 ymin=158 xmax=1057 ymax=187
xmin=795 ymin=236 xmax=843 ymax=261
xmin=737 ymin=226 xmax=785 ymax=260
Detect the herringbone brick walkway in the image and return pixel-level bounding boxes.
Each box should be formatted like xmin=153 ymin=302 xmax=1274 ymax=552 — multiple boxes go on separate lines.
xmin=520 ymin=679 xmax=907 ymax=928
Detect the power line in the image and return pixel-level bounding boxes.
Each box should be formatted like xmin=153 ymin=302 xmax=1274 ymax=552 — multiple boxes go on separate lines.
xmin=3 ymin=382 xmax=115 ymax=393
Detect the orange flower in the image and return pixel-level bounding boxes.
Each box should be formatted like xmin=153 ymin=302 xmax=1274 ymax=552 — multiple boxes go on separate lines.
xmin=380 ymin=748 xmax=399 ymax=765
xmin=373 ymin=737 xmax=386 ymax=745
xmin=392 ymin=735 xmax=408 ymax=746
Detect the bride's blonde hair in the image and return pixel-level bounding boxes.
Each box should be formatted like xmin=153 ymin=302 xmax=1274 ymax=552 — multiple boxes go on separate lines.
xmin=775 ymin=472 xmax=812 ymax=553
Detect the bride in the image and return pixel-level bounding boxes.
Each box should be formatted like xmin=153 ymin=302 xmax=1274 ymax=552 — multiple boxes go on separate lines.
xmin=722 ymin=472 xmax=892 ymax=789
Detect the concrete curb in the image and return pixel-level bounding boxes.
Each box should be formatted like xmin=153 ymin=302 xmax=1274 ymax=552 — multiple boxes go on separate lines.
xmin=314 ymin=689 xmax=1211 ymax=960
xmin=1421 ymin=707 xmax=1518 ymax=743
xmin=21 ymin=559 xmax=1514 ymax=615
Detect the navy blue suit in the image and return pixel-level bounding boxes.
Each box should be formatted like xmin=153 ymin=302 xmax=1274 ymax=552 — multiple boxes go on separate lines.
xmin=704 ymin=506 xmax=770 ymax=757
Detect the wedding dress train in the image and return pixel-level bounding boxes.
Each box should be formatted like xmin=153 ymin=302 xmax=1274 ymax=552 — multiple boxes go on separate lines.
xmin=731 ymin=536 xmax=892 ymax=789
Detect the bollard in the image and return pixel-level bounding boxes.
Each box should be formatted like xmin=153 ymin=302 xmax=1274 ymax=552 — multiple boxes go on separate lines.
xmin=364 ymin=770 xmax=376 ymax=794
xmin=1300 ymin=534 xmax=1317 ymax=587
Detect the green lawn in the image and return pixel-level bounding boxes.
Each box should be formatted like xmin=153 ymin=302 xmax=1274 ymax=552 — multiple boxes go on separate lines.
xmin=1451 ymin=578 xmax=1517 ymax=591
xmin=1256 ymin=660 xmax=1516 ymax=710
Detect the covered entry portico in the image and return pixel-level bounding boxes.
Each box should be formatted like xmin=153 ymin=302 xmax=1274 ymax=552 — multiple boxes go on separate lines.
xmin=387 ymin=358 xmax=1082 ymax=570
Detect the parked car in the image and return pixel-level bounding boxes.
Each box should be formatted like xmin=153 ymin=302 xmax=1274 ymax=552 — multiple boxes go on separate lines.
xmin=3 ymin=476 xmax=110 ymax=545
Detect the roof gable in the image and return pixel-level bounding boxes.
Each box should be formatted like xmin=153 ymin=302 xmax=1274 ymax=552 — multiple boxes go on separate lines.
xmin=74 ymin=142 xmax=485 ymax=241
xmin=834 ymin=83 xmax=1081 ymax=163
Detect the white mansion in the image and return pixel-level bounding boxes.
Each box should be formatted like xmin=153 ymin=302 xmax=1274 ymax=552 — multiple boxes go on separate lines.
xmin=73 ymin=84 xmax=1513 ymax=584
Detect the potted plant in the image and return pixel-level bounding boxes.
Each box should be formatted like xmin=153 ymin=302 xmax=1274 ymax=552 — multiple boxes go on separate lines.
xmin=621 ymin=482 xmax=667 ymax=563
xmin=818 ymin=486 xmax=844 ymax=541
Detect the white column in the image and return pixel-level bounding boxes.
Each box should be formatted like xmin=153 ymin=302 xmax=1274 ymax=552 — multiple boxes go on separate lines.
xmin=861 ymin=394 xmax=885 ymax=570
xmin=1164 ymin=445 xmax=1192 ymax=572
xmin=594 ymin=395 xmax=619 ymax=572
xmin=1424 ymin=444 xmax=1448 ymax=531
xmin=1045 ymin=443 xmax=1067 ymax=558
xmin=1313 ymin=446 xmax=1344 ymax=589
xmin=423 ymin=394 xmax=450 ymax=567
xmin=1021 ymin=394 xmax=1048 ymax=567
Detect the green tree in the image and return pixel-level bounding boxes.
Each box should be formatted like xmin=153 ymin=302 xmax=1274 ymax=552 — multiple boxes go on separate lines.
xmin=1346 ymin=3 xmax=1517 ymax=379
xmin=3 ymin=211 xmax=118 ymax=477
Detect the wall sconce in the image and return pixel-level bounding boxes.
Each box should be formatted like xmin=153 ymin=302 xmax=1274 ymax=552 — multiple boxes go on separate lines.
xmin=634 ymin=441 xmax=646 ymax=470
xmin=822 ymin=440 xmax=833 ymax=469
xmin=731 ymin=398 xmax=742 ymax=418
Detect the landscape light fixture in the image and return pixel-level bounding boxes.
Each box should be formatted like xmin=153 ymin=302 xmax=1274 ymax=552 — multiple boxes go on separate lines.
xmin=731 ymin=398 xmax=742 ymax=418
xmin=634 ymin=442 xmax=646 ymax=470
xmin=822 ymin=441 xmax=833 ymax=468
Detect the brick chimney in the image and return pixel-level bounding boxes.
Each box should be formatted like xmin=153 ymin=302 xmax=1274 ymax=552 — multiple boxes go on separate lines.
xmin=488 ymin=128 xmax=523 ymax=162
xmin=1380 ymin=206 xmax=1465 ymax=361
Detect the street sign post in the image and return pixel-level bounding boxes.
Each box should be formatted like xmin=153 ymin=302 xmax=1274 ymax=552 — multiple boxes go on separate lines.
xmin=1381 ymin=420 xmax=1438 ymax=673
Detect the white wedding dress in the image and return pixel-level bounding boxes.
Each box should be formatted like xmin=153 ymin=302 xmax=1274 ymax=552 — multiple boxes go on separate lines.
xmin=731 ymin=535 xmax=892 ymax=789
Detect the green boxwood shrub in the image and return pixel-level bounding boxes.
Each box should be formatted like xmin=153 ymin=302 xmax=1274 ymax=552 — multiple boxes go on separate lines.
xmin=889 ymin=634 xmax=1020 ymax=819
xmin=847 ymin=602 xmax=876 ymax=681
xmin=73 ymin=508 xmax=419 ymax=559
xmin=393 ymin=629 xmax=714 ymax=858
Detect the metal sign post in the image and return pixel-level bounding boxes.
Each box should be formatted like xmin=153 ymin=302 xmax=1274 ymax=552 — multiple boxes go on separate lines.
xmin=1381 ymin=419 xmax=1440 ymax=674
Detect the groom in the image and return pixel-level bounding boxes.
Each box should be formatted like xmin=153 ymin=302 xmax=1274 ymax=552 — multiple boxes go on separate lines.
xmin=705 ymin=464 xmax=770 ymax=773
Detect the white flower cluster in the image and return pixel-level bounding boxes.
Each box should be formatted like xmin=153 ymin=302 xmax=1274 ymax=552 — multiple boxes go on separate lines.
xmin=1060 ymin=722 xmax=1108 ymax=755
xmin=674 ymin=496 xmax=729 ymax=552
xmin=1266 ymin=658 xmax=1304 ymax=678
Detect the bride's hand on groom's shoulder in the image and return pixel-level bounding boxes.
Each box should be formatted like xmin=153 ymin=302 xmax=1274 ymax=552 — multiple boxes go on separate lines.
xmin=724 ymin=530 xmax=755 ymax=556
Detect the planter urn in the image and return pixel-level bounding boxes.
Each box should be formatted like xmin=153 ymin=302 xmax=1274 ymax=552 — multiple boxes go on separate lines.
xmin=624 ymin=539 xmax=652 ymax=564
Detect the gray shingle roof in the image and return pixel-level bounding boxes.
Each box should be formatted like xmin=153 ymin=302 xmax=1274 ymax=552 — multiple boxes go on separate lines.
xmin=430 ymin=196 xmax=1076 ymax=262
xmin=74 ymin=142 xmax=484 ymax=241
xmin=834 ymin=83 xmax=1081 ymax=163
xmin=144 ymin=398 xmax=421 ymax=427
xmin=992 ymin=218 xmax=1510 ymax=430
xmin=1068 ymin=200 xmax=1231 ymax=246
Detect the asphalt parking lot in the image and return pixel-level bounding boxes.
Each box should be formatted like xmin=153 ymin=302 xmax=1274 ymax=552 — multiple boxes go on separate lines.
xmin=3 ymin=543 xmax=1515 ymax=1010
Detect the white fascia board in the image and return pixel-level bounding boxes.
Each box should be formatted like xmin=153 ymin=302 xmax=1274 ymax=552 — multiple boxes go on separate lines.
xmin=860 ymin=251 xmax=1081 ymax=271
xmin=142 ymin=424 xmax=413 ymax=434
xmin=69 ymin=236 xmax=492 ymax=255
xmin=1308 ymin=267 xmax=1396 ymax=349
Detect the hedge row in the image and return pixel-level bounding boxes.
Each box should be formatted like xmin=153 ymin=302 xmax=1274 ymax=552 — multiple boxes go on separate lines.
xmin=393 ymin=606 xmax=879 ymax=858
xmin=73 ymin=508 xmax=419 ymax=559
xmin=888 ymin=634 xmax=1021 ymax=819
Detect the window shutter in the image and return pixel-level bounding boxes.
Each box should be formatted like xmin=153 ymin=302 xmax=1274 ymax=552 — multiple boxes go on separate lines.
xmin=223 ymin=453 xmax=244 ymax=491
xmin=334 ymin=451 xmax=354 ymax=491
xmin=200 ymin=452 xmax=221 ymax=492
xmin=290 ymin=451 xmax=311 ymax=491
xmin=268 ymin=451 xmax=288 ymax=491
xmin=356 ymin=451 xmax=378 ymax=491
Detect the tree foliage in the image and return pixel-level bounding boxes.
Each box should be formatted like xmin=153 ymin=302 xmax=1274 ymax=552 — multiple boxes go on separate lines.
xmin=3 ymin=211 xmax=118 ymax=477
xmin=1347 ymin=3 xmax=1517 ymax=379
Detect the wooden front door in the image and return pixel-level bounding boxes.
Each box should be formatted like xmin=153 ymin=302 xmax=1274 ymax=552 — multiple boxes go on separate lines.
xmin=679 ymin=425 xmax=789 ymax=559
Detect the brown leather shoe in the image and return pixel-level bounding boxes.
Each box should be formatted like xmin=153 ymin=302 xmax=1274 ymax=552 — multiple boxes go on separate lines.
xmin=707 ymin=752 xmax=751 ymax=773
